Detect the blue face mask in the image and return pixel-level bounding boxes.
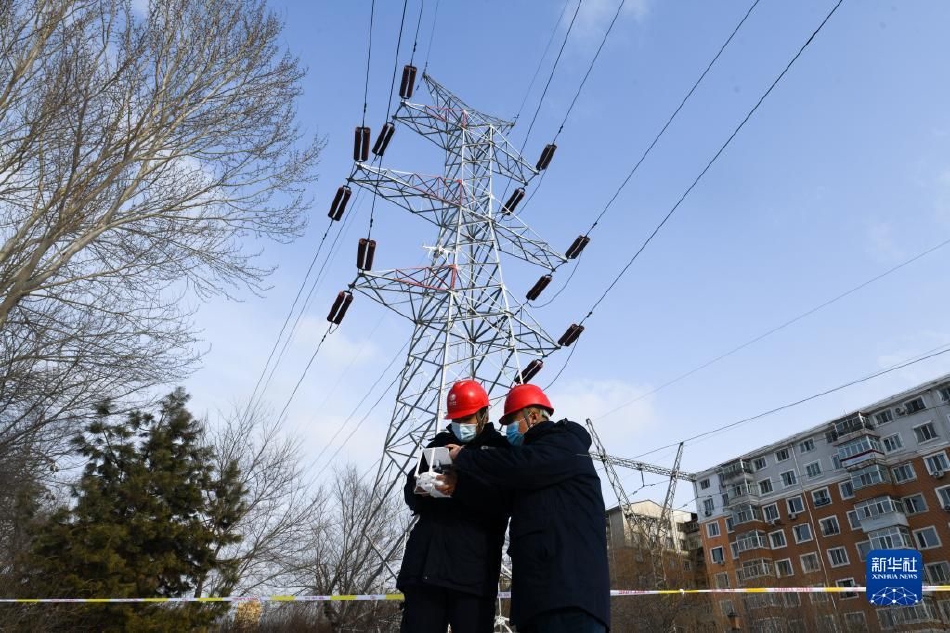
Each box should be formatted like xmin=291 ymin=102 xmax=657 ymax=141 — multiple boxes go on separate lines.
xmin=506 ymin=423 xmax=524 ymax=446
xmin=452 ymin=422 xmax=478 ymax=443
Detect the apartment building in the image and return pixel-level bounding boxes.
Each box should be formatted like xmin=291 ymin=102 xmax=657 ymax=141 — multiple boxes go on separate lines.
xmin=693 ymin=374 xmax=950 ymax=632
xmin=606 ymin=500 xmax=714 ymax=631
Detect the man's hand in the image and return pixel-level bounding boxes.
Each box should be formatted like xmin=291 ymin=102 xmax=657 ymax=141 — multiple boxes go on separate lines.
xmin=435 ymin=469 xmax=457 ymax=496
xmin=446 ymin=443 xmax=463 ymax=460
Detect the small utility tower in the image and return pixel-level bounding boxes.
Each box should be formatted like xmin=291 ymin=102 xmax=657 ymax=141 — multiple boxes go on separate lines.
xmin=335 ymin=72 xmax=573 ymax=577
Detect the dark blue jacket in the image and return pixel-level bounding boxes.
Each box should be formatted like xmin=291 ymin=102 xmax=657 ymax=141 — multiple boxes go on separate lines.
xmin=454 ymin=419 xmax=610 ymax=629
xmin=397 ymin=423 xmax=510 ymax=597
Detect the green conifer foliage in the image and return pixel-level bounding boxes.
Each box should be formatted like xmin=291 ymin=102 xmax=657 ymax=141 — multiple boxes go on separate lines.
xmin=26 ymin=389 xmax=246 ymax=631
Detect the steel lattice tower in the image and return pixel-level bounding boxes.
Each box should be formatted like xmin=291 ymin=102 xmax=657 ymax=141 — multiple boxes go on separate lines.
xmin=346 ymin=74 xmax=565 ymax=573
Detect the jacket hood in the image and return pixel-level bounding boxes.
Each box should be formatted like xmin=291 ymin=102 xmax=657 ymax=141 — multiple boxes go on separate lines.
xmin=561 ymin=419 xmax=592 ymax=450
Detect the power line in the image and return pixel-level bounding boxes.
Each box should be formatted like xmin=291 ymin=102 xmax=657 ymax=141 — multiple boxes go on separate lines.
xmin=514 ymin=0 xmax=574 ymax=123
xmin=551 ymin=0 xmax=631 ymax=143
xmin=517 ymin=0 xmax=583 ymax=157
xmin=583 ymin=0 xmax=762 ymax=234
xmin=361 ymin=0 xmax=377 ymax=127
xmin=421 ymin=0 xmax=440 ymax=76
xmin=522 ymin=0 xmax=762 ymax=308
xmin=628 ymin=341 xmax=950 ymax=462
xmin=408 ymin=0 xmax=425 ymax=67
xmin=594 ymin=233 xmax=950 ymax=420
xmin=578 ymin=0 xmax=844 ymax=327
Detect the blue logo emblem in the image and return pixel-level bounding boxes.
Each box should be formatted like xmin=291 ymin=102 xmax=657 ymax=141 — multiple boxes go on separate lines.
xmin=866 ymin=549 xmax=922 ymax=607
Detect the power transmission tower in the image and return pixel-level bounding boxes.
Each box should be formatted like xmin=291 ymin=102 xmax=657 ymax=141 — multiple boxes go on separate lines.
xmin=346 ymin=73 xmax=565 ymax=582
xmin=586 ymin=419 xmax=691 ymax=588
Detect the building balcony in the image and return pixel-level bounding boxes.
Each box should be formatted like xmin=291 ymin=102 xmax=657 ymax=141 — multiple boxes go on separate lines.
xmin=829 ymin=412 xmax=874 ymax=443
xmin=718 ymin=459 xmax=754 ymax=481
xmin=734 ymin=533 xmax=769 ymax=554
xmin=725 ymin=483 xmax=760 ymax=506
xmin=737 ymin=561 xmax=775 ymax=582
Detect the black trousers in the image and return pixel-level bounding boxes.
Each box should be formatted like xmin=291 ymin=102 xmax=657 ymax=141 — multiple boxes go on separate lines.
xmin=399 ymin=584 xmax=496 ymax=633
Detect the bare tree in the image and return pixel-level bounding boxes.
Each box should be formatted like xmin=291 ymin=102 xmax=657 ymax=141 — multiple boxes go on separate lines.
xmin=302 ymin=464 xmax=405 ymax=633
xmin=201 ymin=401 xmax=328 ymax=596
xmin=0 ymin=0 xmax=321 ymax=470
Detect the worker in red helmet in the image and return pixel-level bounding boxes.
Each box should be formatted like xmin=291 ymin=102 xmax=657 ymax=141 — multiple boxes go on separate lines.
xmin=440 ymin=383 xmax=610 ymax=633
xmin=396 ymin=379 xmax=510 ymax=633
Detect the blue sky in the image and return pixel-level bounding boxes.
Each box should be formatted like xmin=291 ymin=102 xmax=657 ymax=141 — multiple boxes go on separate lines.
xmin=184 ymin=0 xmax=950 ymax=513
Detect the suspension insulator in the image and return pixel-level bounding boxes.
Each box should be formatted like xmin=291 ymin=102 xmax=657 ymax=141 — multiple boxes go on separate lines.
xmin=327 ymin=291 xmax=354 ymax=325
xmin=328 ymin=185 xmax=352 ymax=221
xmin=536 ymin=143 xmax=557 ymax=171
xmin=354 ymin=126 xmax=370 ymax=162
xmin=526 ymin=274 xmax=552 ymax=301
xmin=399 ymin=64 xmax=417 ymax=99
xmin=557 ymin=323 xmax=584 ymax=347
xmin=516 ymin=359 xmax=544 ymax=384
xmin=372 ymin=122 xmax=396 ymax=157
xmin=565 ymin=235 xmax=590 ymax=259
xmin=501 ymin=188 xmax=525 ymax=215
xmin=357 ymin=238 xmax=377 ymax=271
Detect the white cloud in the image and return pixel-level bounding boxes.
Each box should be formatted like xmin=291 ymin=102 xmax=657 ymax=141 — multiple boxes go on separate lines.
xmin=574 ymin=0 xmax=650 ymax=39
xmin=549 ymin=377 xmax=658 ymax=451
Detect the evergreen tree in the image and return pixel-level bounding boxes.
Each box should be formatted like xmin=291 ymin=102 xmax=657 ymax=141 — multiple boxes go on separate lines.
xmin=25 ymin=389 xmax=246 ymax=631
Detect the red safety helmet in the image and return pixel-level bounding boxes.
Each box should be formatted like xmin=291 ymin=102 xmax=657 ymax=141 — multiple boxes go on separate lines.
xmin=500 ymin=383 xmax=553 ymax=425
xmin=445 ymin=379 xmax=490 ymax=419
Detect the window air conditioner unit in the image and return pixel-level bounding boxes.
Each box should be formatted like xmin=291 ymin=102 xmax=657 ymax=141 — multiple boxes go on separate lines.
xmin=788 ymin=513 xmax=798 ymax=520
xmin=704 ymin=510 xmax=712 ymax=517
xmin=943 ymin=505 xmax=950 ymax=513
xmin=895 ymin=407 xmax=906 ymax=416
xmin=933 ymin=470 xmax=945 ymax=479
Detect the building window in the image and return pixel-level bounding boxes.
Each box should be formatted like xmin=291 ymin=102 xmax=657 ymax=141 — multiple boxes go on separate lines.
xmin=926 ymin=562 xmax=950 ymax=583
xmin=776 ymin=558 xmax=793 ymax=577
xmin=892 ymin=462 xmax=916 ymax=483
xmin=856 ymin=540 xmax=871 ymax=562
xmin=914 ymin=526 xmax=941 ymax=549
xmin=787 ymin=496 xmax=804 ymax=515
xmin=731 ymin=542 xmax=739 ymax=560
xmin=714 ymin=572 xmax=729 ymax=588
xmin=811 ymin=488 xmax=831 ymax=506
xmin=936 ymin=486 xmax=950 ymax=509
xmin=875 ymin=409 xmax=894 ymax=425
xmin=828 ymin=547 xmax=849 ymax=567
xmin=753 ymin=457 xmax=767 ymax=470
xmin=924 ymin=451 xmax=950 ymax=474
xmin=769 ymin=530 xmax=787 ymax=549
xmin=914 ymin=421 xmax=939 ymax=443
xmin=820 ymin=516 xmax=841 ymax=537
xmin=844 ymin=612 xmax=866 ymax=627
xmin=846 ymin=510 xmax=860 ymax=530
xmin=851 ymin=464 xmax=890 ymax=490
xmin=903 ymin=493 xmax=928 ymax=514
xmin=805 ymin=461 xmax=822 ymax=479
xmin=871 ymin=526 xmax=914 ymax=549
xmin=882 ymin=433 xmax=903 ymax=453
xmin=703 ymin=498 xmax=714 ymax=515
xmin=763 ymin=503 xmax=779 ymax=522
xmin=710 ymin=546 xmax=725 ymax=563
xmin=725 ymin=516 xmax=735 ymax=533
xmin=799 ymin=438 xmax=815 ymax=453
xmin=719 ymin=599 xmax=734 ymax=616
xmin=707 ymin=522 xmax=720 ymax=538
xmin=904 ymin=396 xmax=926 ymax=413
xmin=831 ymin=454 xmax=842 ymax=470
xmin=775 ymin=448 xmax=790 ymax=462
xmin=836 ymin=578 xmax=858 ymax=599
xmin=800 ymin=552 xmax=821 ymax=573
xmin=699 ymin=478 xmax=710 ymax=490
xmin=758 ymin=478 xmax=773 ymax=494
xmin=781 ymin=470 xmax=797 ymax=487
xmin=793 ymin=523 xmax=813 ymax=544
xmin=940 ymin=387 xmax=950 ymax=402
xmin=839 ymin=480 xmax=854 ymax=499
